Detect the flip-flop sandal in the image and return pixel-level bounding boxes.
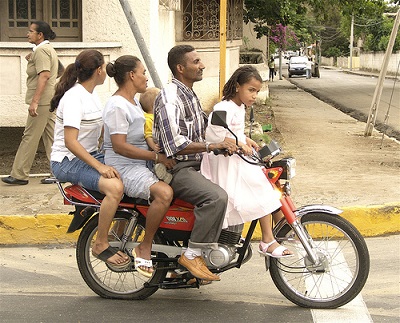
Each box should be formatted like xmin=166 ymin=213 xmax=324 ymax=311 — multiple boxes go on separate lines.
xmin=258 ymin=240 xmax=293 ymax=258
xmin=92 ymin=246 xmax=131 ymax=270
xmin=132 ymin=249 xmax=154 ymax=278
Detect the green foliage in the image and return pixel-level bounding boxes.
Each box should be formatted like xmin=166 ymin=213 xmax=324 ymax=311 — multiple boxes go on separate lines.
xmin=244 ymin=0 xmax=320 ymax=51
xmin=250 ymin=132 xmax=271 ymax=146
xmin=324 ymin=47 xmax=343 ymax=57
xmin=361 ymin=14 xmax=400 ymax=52
xmin=244 ymin=0 xmax=398 ymax=55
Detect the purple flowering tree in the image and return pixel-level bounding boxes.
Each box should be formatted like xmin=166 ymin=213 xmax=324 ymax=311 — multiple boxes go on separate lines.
xmin=270 ymin=23 xmax=300 ymax=52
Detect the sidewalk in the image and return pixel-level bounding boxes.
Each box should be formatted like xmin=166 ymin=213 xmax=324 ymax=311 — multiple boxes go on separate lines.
xmin=1 ymin=77 xmax=399 ymax=244
xmin=322 ymin=65 xmax=400 ymax=81
xmin=268 ymin=77 xmax=399 ymax=237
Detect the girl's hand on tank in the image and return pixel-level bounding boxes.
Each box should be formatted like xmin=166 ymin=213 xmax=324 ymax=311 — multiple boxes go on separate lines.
xmin=246 ymin=137 xmax=259 ymax=151
xmin=240 ymin=144 xmax=253 ymax=156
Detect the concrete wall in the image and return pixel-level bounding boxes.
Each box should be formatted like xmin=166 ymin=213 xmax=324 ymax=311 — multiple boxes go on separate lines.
xmin=321 ymin=51 xmax=399 ymax=75
xmin=360 ymin=51 xmax=399 ymax=75
xmin=242 ymin=22 xmax=267 ymax=58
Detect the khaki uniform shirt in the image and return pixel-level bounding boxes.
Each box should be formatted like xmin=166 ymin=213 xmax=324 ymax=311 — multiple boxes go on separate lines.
xmin=25 ymin=43 xmax=58 ymax=105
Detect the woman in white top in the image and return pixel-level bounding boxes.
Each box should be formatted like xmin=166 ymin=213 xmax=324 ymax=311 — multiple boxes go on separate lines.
xmin=50 ymin=49 xmax=129 ymax=269
xmin=103 ymin=55 xmax=175 ymax=278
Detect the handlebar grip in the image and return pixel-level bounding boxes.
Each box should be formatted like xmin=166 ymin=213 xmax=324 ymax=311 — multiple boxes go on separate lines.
xmin=213 ymin=148 xmax=227 ymax=155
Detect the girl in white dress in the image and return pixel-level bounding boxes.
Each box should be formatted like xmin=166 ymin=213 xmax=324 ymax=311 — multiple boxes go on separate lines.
xmin=201 ymin=65 xmax=292 ymax=258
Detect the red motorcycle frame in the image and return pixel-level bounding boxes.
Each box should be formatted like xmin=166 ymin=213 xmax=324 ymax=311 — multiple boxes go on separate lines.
xmin=57 ymin=111 xmax=370 ymax=308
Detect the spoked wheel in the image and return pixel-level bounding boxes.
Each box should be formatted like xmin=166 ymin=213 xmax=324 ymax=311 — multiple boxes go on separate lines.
xmin=76 ymin=212 xmax=168 ymax=299
xmin=270 ymin=212 xmax=370 ymax=308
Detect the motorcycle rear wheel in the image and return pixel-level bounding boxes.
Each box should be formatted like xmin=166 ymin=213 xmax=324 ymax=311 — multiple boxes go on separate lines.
xmin=270 ymin=212 xmax=370 ymax=308
xmin=76 ymin=212 xmax=168 ymax=299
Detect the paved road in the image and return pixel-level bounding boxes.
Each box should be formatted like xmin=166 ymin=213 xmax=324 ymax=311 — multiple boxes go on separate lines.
xmin=285 ymin=69 xmax=400 ymax=140
xmin=1 ymin=237 xmax=399 ymax=322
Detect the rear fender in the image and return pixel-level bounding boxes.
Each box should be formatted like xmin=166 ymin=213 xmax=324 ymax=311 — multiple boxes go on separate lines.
xmin=67 ymin=206 xmax=97 ymax=233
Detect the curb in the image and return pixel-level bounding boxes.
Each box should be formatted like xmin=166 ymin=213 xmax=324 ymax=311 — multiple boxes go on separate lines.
xmin=0 ymin=203 xmax=398 ymax=245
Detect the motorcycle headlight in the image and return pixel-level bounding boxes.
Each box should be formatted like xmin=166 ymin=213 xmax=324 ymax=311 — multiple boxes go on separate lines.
xmin=286 ymin=158 xmax=296 ymax=179
xmin=270 ymin=158 xmax=296 ymax=180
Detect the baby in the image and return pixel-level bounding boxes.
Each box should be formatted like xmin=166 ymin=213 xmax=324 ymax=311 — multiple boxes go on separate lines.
xmin=139 ymin=87 xmax=172 ymax=184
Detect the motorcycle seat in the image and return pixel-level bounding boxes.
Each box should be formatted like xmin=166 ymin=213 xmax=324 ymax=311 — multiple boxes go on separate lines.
xmin=83 ymin=188 xmax=149 ymax=206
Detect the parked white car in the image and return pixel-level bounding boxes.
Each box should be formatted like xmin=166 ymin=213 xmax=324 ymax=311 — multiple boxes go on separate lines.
xmin=287 ymin=56 xmax=308 ymax=78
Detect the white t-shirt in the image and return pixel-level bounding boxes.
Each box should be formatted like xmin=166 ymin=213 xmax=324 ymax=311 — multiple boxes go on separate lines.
xmin=51 ymin=83 xmax=103 ymax=162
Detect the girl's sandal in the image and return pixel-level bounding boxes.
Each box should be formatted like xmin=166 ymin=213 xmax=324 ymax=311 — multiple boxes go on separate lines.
xmin=132 ymin=249 xmax=154 ymax=278
xmin=258 ymin=240 xmax=293 ymax=258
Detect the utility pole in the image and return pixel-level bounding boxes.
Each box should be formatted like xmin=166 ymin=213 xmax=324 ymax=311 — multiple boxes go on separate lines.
xmin=364 ymin=9 xmax=400 ymax=137
xmin=349 ymin=14 xmax=354 ymax=71
xmin=219 ymin=0 xmax=227 ymax=100
xmin=119 ymin=0 xmax=162 ymax=88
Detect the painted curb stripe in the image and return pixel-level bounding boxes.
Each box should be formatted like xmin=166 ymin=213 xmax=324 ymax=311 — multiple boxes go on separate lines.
xmin=0 ymin=204 xmax=398 ymax=245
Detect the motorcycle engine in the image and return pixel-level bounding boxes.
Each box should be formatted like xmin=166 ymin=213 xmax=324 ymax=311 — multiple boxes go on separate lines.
xmin=203 ymin=229 xmax=242 ymax=269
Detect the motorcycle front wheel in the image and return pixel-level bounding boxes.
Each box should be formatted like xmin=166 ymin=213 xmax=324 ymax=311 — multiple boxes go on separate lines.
xmin=270 ymin=212 xmax=370 ymax=309
xmin=76 ymin=212 xmax=168 ymax=300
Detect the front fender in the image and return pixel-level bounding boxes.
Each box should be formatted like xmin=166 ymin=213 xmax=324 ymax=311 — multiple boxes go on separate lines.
xmin=295 ymin=204 xmax=343 ymax=217
xmin=272 ymin=204 xmax=342 ymax=238
xmin=266 ymin=204 xmax=343 ymax=271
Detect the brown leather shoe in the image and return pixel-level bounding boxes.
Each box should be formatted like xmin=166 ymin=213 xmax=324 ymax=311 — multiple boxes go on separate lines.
xmin=178 ymin=255 xmax=220 ymax=281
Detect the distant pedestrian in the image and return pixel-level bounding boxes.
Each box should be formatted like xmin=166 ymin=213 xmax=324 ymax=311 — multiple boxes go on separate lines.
xmin=268 ymin=56 xmax=275 ymax=82
xmin=2 ymin=21 xmax=59 ymax=186
xmin=306 ymin=57 xmax=313 ymax=79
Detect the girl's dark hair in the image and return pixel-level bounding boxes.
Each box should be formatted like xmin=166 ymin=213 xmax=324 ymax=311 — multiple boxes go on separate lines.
xmin=222 ymin=65 xmax=263 ymax=101
xmin=32 ymin=21 xmax=56 ymax=40
xmin=50 ymin=49 xmax=104 ymax=111
xmin=167 ymin=44 xmax=195 ymax=77
xmin=106 ymin=55 xmax=141 ymax=86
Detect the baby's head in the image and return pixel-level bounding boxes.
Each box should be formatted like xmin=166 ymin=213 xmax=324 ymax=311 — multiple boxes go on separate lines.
xmin=139 ymin=87 xmax=160 ymax=114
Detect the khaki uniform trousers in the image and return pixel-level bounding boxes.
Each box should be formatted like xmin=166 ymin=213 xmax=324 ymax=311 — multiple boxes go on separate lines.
xmin=11 ymin=104 xmax=55 ymax=180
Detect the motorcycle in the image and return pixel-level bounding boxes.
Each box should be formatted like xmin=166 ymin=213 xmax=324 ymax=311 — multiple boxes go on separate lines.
xmin=56 ymin=110 xmax=370 ymax=308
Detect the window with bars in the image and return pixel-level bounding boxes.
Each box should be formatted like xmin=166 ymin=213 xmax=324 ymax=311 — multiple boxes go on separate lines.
xmin=1 ymin=0 xmax=81 ymax=41
xmin=182 ymin=0 xmax=243 ymax=41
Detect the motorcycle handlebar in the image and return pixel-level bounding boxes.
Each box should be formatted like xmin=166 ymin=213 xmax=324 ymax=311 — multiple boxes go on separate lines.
xmin=212 ymin=147 xmax=264 ymax=166
xmin=212 ymin=148 xmax=227 ymax=155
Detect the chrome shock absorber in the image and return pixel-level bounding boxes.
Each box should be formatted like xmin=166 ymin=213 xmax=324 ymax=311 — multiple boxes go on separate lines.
xmin=119 ymin=211 xmax=140 ymax=250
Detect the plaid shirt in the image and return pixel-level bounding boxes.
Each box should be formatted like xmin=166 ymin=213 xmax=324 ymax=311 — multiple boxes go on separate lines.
xmin=154 ymin=78 xmax=207 ymax=161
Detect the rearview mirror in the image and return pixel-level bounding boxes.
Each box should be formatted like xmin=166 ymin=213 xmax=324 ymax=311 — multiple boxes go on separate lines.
xmin=210 ymin=110 xmax=238 ymax=146
xmin=211 ymin=110 xmax=228 ymax=128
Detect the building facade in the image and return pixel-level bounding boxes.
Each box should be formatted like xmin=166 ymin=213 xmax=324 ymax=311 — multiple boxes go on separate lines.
xmin=0 ymin=0 xmax=244 ymax=127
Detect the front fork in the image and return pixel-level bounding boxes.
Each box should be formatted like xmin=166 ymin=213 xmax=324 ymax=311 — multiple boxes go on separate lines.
xmin=276 ymin=196 xmax=320 ymax=264
xmin=272 ymin=191 xmax=343 ymax=269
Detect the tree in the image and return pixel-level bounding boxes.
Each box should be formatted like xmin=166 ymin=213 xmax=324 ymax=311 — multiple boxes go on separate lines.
xmin=244 ymin=0 xmax=397 ymax=59
xmin=269 ymin=23 xmax=299 ymax=52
